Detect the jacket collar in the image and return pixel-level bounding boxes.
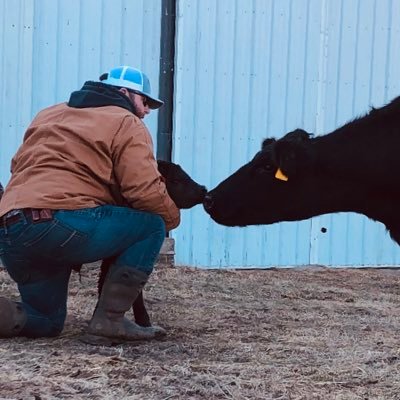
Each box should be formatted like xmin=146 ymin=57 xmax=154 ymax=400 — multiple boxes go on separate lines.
xmin=68 ymin=81 xmax=136 ymax=114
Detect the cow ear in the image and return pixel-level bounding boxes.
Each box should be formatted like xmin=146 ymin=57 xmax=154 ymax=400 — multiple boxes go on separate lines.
xmin=262 ymin=138 xmax=276 ymax=149
xmin=272 ymin=129 xmax=312 ymax=180
xmin=282 ymin=129 xmax=311 ymax=142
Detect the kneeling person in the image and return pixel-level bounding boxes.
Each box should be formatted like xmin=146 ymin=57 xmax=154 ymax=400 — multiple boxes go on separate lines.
xmin=0 ymin=66 xmax=180 ymax=345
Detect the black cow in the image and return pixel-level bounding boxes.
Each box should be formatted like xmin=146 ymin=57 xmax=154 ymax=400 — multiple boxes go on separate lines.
xmin=98 ymin=160 xmax=207 ymax=327
xmin=204 ymin=96 xmax=400 ymax=245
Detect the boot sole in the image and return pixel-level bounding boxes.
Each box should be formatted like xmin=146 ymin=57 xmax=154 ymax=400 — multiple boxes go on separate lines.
xmin=79 ymin=332 xmax=166 ymax=346
xmin=79 ymin=333 xmax=125 ymax=346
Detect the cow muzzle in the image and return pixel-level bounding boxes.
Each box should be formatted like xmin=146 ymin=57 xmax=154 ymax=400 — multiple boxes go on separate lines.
xmin=203 ymin=193 xmax=214 ymax=212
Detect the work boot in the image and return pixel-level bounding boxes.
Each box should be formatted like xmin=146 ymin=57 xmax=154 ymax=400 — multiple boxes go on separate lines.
xmin=0 ymin=297 xmax=27 ymax=337
xmin=82 ymin=266 xmax=166 ymax=345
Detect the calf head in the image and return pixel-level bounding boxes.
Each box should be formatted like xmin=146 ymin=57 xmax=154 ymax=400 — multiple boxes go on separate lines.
xmin=204 ymin=129 xmax=323 ymax=226
xmin=110 ymin=160 xmax=207 ymax=209
xmin=157 ymin=160 xmax=207 ymax=209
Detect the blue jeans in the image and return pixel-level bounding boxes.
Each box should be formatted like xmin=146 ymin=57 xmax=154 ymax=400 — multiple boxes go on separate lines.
xmin=0 ymin=205 xmax=166 ymax=337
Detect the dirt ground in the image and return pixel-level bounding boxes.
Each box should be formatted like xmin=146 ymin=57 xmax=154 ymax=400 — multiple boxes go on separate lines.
xmin=0 ymin=263 xmax=400 ymax=400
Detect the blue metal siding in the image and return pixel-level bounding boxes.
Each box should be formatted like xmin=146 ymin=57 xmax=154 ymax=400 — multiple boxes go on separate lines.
xmin=173 ymin=0 xmax=400 ymax=267
xmin=2 ymin=0 xmax=400 ymax=268
xmin=0 ymin=0 xmax=34 ymax=186
xmin=0 ymin=0 xmax=162 ymax=186
xmin=310 ymin=0 xmax=400 ymax=266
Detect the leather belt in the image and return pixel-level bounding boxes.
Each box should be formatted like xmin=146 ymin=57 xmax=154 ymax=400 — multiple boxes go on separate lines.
xmin=1 ymin=209 xmax=53 ymax=227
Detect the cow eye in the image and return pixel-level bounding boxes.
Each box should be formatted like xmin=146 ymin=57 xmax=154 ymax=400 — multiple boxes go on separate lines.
xmin=255 ymin=164 xmax=273 ymax=174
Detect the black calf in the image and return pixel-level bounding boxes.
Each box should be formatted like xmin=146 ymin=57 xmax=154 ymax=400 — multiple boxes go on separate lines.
xmin=99 ymin=160 xmax=207 ymax=327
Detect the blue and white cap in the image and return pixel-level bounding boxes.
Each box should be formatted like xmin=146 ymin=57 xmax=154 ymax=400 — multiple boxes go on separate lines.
xmin=100 ymin=65 xmax=163 ymax=109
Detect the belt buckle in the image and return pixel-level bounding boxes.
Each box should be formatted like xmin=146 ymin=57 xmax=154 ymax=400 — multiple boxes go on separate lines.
xmin=40 ymin=209 xmax=52 ymax=220
xmin=31 ymin=208 xmax=53 ymax=222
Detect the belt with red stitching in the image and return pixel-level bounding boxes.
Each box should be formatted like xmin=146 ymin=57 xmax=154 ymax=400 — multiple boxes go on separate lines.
xmin=1 ymin=209 xmax=53 ymax=227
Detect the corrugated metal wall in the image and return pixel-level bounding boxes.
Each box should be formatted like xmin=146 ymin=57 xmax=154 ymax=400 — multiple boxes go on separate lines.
xmin=0 ymin=0 xmax=162 ymax=185
xmin=173 ymin=0 xmax=400 ymax=267
xmin=2 ymin=0 xmax=400 ymax=268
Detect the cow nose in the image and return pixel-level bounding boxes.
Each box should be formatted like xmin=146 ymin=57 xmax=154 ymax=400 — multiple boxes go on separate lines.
xmin=203 ymin=193 xmax=214 ymax=211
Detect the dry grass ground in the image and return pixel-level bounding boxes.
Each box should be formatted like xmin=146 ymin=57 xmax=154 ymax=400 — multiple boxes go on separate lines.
xmin=0 ymin=263 xmax=400 ymax=400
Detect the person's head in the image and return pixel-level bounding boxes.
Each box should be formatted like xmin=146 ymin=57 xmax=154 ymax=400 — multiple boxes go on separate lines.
xmin=99 ymin=66 xmax=163 ymax=119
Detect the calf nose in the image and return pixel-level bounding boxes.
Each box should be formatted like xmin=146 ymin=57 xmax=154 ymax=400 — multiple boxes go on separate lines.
xmin=203 ymin=193 xmax=214 ymax=211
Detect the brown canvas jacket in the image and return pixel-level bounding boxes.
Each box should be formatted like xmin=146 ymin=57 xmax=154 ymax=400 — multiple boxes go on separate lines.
xmin=0 ymin=102 xmax=180 ymax=231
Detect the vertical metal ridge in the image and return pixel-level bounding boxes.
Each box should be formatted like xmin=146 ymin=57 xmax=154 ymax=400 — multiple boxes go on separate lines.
xmin=300 ymin=0 xmax=311 ymax=128
xmin=333 ymin=0 xmax=344 ymax=125
xmin=383 ymin=0 xmax=394 ymax=102
xmin=224 ymin=0 xmax=239 ymax=267
xmin=282 ymin=1 xmax=293 ymax=133
xmin=77 ymin=1 xmax=83 ymax=83
xmin=265 ymin=0 xmax=276 ymax=135
xmin=55 ymin=0 xmax=61 ymax=101
xmin=315 ymin=0 xmax=329 ymax=134
xmin=206 ymin=0 xmax=220 ymax=267
xmin=351 ymin=0 xmax=361 ymax=114
xmin=242 ymin=0 xmax=257 ymax=266
xmin=368 ymin=0 xmax=378 ymax=102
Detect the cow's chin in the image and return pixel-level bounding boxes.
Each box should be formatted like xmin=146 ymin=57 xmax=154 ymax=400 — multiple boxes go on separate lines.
xmin=212 ymin=218 xmax=247 ymax=227
xmin=209 ymin=211 xmax=283 ymax=227
xmin=209 ymin=213 xmax=253 ymax=227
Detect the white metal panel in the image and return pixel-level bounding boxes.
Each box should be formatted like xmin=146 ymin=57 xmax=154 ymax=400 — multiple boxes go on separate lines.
xmin=173 ymin=0 xmax=400 ymax=267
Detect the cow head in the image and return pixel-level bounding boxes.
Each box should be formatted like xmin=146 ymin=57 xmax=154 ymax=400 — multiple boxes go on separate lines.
xmin=157 ymin=160 xmax=207 ymax=209
xmin=270 ymin=129 xmax=313 ymax=180
xmin=203 ymin=129 xmax=320 ymax=226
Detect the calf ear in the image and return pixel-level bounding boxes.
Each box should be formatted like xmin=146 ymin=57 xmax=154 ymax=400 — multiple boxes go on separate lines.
xmin=156 ymin=160 xmax=170 ymax=179
xmin=272 ymin=129 xmax=312 ymax=180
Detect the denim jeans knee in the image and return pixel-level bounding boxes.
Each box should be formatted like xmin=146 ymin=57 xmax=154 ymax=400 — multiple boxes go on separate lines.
xmin=114 ymin=213 xmax=166 ymax=275
xmin=20 ymin=302 xmax=67 ymax=338
xmin=17 ymin=269 xmax=71 ymax=338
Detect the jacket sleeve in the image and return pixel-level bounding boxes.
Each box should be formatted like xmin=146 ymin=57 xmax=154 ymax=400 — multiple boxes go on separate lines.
xmin=111 ymin=115 xmax=180 ymax=231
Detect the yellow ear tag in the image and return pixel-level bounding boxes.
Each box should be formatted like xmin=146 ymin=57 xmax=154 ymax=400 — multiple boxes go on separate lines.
xmin=275 ymin=168 xmax=288 ymax=181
